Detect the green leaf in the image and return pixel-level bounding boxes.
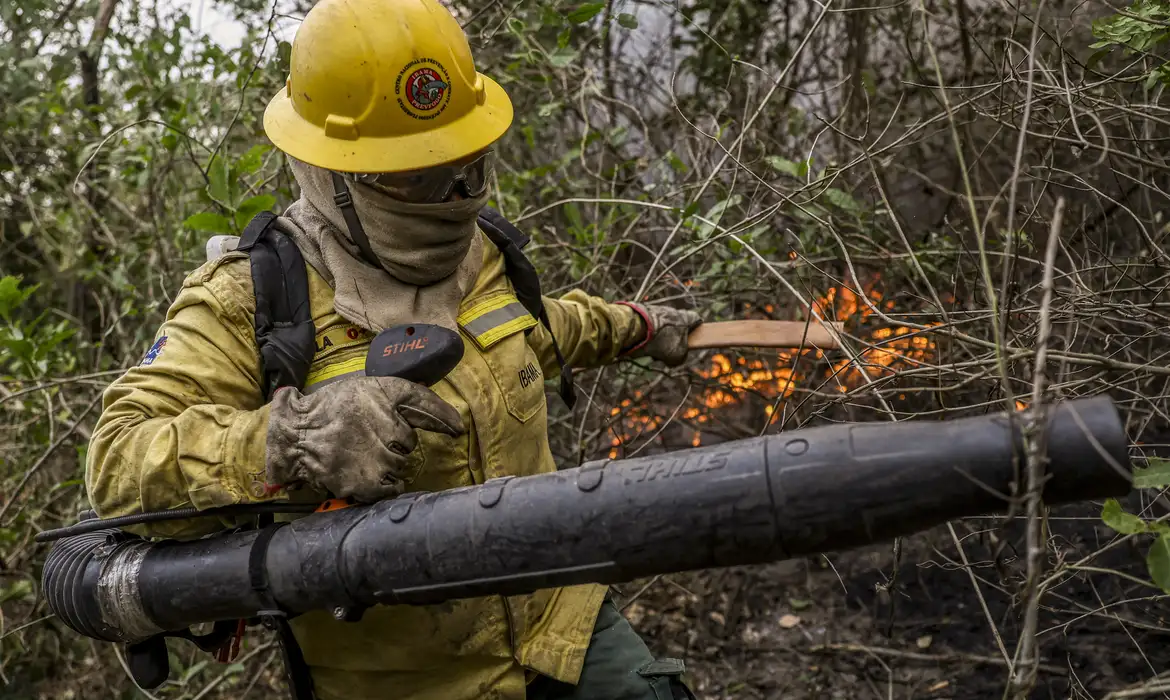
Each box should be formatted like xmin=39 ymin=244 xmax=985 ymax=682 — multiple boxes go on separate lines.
xmin=1085 ymin=47 xmax=1112 ymax=71
xmin=234 ymin=194 xmax=277 ymax=229
xmin=1135 ymin=458 xmax=1170 ymax=489
xmin=696 ymin=195 xmax=742 ymax=239
xmin=548 ymin=46 xmax=579 ymax=68
xmin=540 ymin=6 xmax=562 ymax=26
xmin=0 ymin=580 xmax=32 ymax=604
xmin=822 ymin=188 xmax=861 ymax=213
xmin=178 ymin=660 xmax=210 ymax=683
xmin=207 ymin=154 xmax=232 ymax=207
xmin=54 ymin=478 xmax=84 ymax=491
xmin=1102 ymin=498 xmax=1148 ymax=535
xmin=766 ymin=156 xmax=803 ymax=178
xmin=237 ymin=144 xmax=271 ymax=177
xmin=41 ymin=326 xmax=76 ymax=357
xmin=563 ymin=202 xmax=584 ymax=231
xmin=1149 ymin=533 xmax=1170 ymax=593
xmin=567 ymin=2 xmax=606 ymax=24
xmin=183 ymin=212 xmax=234 ymax=235
xmin=277 ymin=40 xmax=292 ymax=72
xmin=1146 ymin=69 xmax=1161 ymax=91
xmin=617 ymin=13 xmax=639 ymax=29
xmin=1158 ymin=64 xmax=1170 ymax=87
xmin=707 ymin=195 xmax=741 ymax=221
xmin=0 ymin=276 xmax=37 ymax=321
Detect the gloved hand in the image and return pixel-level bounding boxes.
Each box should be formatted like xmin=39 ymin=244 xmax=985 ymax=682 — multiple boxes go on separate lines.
xmin=265 ymin=376 xmax=465 ymax=503
xmin=619 ymin=302 xmax=703 ymax=367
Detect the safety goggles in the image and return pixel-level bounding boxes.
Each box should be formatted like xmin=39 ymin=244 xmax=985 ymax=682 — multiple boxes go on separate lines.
xmin=350 ymin=151 xmax=494 ymax=204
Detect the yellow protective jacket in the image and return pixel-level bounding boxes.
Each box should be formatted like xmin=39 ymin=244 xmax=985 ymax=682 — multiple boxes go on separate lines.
xmin=85 ymin=229 xmax=645 ymax=700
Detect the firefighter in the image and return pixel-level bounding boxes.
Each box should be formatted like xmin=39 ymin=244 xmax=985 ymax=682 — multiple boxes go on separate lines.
xmin=85 ymin=0 xmax=700 ymax=698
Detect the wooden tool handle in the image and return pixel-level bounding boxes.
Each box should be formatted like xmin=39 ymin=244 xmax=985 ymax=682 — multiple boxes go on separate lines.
xmin=687 ymin=320 xmax=843 ymax=350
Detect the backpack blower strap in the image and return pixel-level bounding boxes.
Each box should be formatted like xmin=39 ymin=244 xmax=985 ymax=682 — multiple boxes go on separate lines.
xmin=476 ymin=207 xmax=576 ymax=409
xmin=236 ymin=212 xmax=317 ymax=402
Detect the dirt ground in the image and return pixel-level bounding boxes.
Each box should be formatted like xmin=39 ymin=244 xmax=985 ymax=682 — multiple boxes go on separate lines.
xmin=627 ymin=500 xmax=1170 ymax=700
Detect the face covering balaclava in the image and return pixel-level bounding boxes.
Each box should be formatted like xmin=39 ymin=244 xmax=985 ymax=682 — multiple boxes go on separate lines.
xmin=277 ymin=157 xmax=487 ymax=332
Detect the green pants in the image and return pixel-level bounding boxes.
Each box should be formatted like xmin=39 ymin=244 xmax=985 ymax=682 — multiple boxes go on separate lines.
xmin=526 ymin=597 xmax=695 ymax=700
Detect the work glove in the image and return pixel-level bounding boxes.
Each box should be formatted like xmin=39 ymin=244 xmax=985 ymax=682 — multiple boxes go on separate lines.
xmin=265 ymin=376 xmax=466 ymax=503
xmin=619 ymin=302 xmax=704 ymax=367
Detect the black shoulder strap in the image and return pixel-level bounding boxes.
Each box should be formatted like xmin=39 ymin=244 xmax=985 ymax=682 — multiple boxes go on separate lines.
xmin=329 ymin=172 xmax=381 ymax=269
xmin=477 ymin=207 xmax=576 ymax=409
xmin=237 ymin=212 xmax=317 ymax=400
xmin=250 ymin=522 xmax=316 ymax=700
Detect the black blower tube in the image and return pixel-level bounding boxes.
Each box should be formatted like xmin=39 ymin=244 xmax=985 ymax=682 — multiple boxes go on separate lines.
xmin=44 ymin=397 xmax=1132 ymax=644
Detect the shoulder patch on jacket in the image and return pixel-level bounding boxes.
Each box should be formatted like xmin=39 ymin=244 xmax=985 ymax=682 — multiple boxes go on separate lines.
xmin=458 ymin=291 xmax=538 ymax=351
xmin=139 ymin=335 xmax=168 ymax=366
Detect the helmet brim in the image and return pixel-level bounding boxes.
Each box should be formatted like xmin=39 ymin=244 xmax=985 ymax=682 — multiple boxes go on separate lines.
xmin=263 ymin=73 xmax=514 ymax=174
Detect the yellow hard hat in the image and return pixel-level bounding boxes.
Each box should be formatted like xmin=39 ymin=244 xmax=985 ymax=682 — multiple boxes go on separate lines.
xmin=263 ymin=0 xmax=513 ymax=174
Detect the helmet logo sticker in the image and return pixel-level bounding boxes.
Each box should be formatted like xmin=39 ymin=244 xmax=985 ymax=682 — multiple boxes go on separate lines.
xmin=407 ymin=68 xmax=447 ymax=110
xmin=395 ymin=59 xmax=452 ymax=120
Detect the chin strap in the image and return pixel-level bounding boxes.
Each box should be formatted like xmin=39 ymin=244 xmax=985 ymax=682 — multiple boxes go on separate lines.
xmin=330 ymin=172 xmax=381 ymax=269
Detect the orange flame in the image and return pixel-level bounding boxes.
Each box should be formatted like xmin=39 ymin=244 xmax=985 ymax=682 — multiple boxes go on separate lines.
xmin=607 ymin=277 xmax=940 ymax=456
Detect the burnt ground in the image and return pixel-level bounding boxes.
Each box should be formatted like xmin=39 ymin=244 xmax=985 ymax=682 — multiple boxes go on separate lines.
xmin=627 ymin=499 xmax=1170 ymax=700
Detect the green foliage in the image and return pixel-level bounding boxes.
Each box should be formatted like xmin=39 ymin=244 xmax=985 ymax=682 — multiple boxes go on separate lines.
xmin=820 ymin=187 xmax=862 ymax=214
xmin=0 ymin=277 xmax=39 ymax=322
xmin=767 ymin=156 xmax=811 ymax=179
xmin=0 ymin=4 xmax=294 ymax=690
xmin=566 ymin=2 xmax=605 ymax=24
xmin=199 ymin=147 xmax=279 ymax=230
xmin=1090 ymin=0 xmax=1170 ymax=87
xmin=1148 ymin=535 xmax=1170 ymax=592
xmin=1106 ymin=459 xmax=1170 ymax=595
xmin=184 ymin=211 xmax=235 ymax=235
xmin=1102 ymin=495 xmax=1170 ymax=593
xmin=0 ymin=277 xmax=76 ymax=378
xmin=694 ymin=195 xmax=742 ymax=239
xmin=1092 ymin=0 xmax=1170 ymax=53
xmin=548 ymin=46 xmax=580 ymax=67
xmin=1134 ymin=457 xmax=1170 ymax=489
xmin=1102 ymin=497 xmax=1153 ymax=535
